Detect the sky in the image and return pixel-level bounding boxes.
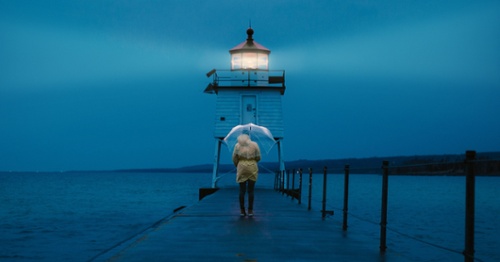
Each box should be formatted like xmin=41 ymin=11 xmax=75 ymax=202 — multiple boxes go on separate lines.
xmin=1 ymin=0 xmax=499 ymax=171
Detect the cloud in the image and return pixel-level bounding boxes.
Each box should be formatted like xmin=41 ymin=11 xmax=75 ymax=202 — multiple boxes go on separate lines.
xmin=0 ymin=21 xmax=197 ymax=90
xmin=279 ymin=3 xmax=500 ymax=86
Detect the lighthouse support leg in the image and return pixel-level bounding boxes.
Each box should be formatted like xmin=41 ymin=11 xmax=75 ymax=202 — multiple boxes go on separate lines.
xmin=277 ymin=139 xmax=285 ymax=176
xmin=212 ymin=139 xmax=222 ymax=188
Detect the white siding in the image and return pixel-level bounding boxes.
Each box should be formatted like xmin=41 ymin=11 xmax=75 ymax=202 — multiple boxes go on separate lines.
xmin=213 ymin=89 xmax=284 ymax=138
xmin=257 ymin=91 xmax=284 ymax=138
xmin=214 ymin=91 xmax=240 ymax=138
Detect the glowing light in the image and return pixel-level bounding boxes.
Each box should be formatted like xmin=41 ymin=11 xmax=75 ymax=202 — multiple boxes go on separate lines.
xmin=231 ymin=52 xmax=268 ymax=70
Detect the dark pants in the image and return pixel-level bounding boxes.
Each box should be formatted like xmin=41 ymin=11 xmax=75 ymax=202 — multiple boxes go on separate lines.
xmin=239 ymin=180 xmax=255 ymax=210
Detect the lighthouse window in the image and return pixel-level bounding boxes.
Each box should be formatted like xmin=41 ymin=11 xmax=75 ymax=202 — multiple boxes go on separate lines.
xmin=257 ymin=54 xmax=268 ymax=70
xmin=231 ymin=54 xmax=242 ymax=70
xmin=242 ymin=53 xmax=257 ymax=69
xmin=232 ymin=52 xmax=268 ymax=70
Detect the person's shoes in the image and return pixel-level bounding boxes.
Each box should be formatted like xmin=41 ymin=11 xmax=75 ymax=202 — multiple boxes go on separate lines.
xmin=248 ymin=209 xmax=254 ymax=217
xmin=240 ymin=209 xmax=246 ymax=217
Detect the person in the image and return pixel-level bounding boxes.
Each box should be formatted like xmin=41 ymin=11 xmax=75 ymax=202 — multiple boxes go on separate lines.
xmin=232 ymin=133 xmax=261 ymax=217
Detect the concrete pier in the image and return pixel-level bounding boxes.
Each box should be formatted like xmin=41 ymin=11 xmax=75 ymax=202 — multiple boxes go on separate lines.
xmin=106 ymin=188 xmax=411 ymax=261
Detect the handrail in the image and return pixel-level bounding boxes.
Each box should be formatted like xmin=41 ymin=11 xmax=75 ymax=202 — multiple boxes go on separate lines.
xmin=209 ymin=69 xmax=285 ymax=88
xmin=274 ymin=150 xmax=496 ymax=262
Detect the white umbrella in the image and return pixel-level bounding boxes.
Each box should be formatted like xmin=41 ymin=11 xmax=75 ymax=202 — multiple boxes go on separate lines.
xmin=223 ymin=123 xmax=276 ymax=154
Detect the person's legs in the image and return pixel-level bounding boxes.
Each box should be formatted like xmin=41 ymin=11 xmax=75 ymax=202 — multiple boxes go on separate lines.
xmin=247 ymin=180 xmax=256 ymax=215
xmin=239 ymin=182 xmax=247 ymax=216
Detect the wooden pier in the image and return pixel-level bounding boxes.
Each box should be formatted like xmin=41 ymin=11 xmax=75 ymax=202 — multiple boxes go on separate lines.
xmin=105 ymin=187 xmax=411 ymax=261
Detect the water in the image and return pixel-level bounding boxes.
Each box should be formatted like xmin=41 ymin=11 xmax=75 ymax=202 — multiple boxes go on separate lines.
xmin=1 ymin=171 xmax=499 ymax=261
xmin=306 ymin=173 xmax=500 ymax=261
xmin=0 ymin=172 xmax=221 ymax=261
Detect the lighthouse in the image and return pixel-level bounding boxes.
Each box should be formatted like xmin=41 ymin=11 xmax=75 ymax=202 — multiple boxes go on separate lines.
xmin=205 ymin=27 xmax=286 ymax=188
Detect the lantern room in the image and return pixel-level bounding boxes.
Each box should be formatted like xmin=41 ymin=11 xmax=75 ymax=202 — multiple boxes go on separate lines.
xmin=230 ymin=28 xmax=270 ymax=70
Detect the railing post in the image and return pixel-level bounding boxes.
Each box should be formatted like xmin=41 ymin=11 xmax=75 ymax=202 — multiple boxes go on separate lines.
xmin=343 ymin=164 xmax=350 ymax=231
xmin=278 ymin=171 xmax=281 ymax=191
xmin=298 ymin=168 xmax=303 ymax=205
xmin=308 ymin=168 xmax=313 ymax=211
xmin=286 ymin=169 xmax=290 ymax=192
xmin=274 ymin=172 xmax=278 ymax=191
xmin=380 ymin=160 xmax=389 ymax=252
xmin=292 ymin=168 xmax=296 ymax=200
xmin=464 ymin=150 xmax=476 ymax=262
xmin=320 ymin=166 xmax=334 ymax=218
xmin=322 ymin=166 xmax=327 ymax=218
xmin=281 ymin=170 xmax=285 ymax=195
xmin=278 ymin=171 xmax=280 ymax=191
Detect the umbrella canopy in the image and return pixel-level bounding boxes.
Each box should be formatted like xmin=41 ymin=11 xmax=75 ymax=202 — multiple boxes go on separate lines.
xmin=223 ymin=123 xmax=276 ymax=154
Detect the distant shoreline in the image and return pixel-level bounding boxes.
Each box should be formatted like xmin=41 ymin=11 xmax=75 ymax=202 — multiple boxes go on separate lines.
xmin=3 ymin=152 xmax=499 ymax=176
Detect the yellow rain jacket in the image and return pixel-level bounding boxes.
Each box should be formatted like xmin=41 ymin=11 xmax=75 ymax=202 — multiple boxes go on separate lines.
xmin=232 ymin=134 xmax=261 ymax=183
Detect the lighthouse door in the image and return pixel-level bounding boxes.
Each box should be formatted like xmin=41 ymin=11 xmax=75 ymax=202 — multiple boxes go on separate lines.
xmin=242 ymin=95 xmax=257 ymax=124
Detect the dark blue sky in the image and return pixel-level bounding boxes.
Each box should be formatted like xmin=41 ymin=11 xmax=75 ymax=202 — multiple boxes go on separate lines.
xmin=1 ymin=0 xmax=499 ymax=171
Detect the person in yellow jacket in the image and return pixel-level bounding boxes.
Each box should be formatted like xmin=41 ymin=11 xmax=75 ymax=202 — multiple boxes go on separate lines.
xmin=232 ymin=133 xmax=261 ymax=217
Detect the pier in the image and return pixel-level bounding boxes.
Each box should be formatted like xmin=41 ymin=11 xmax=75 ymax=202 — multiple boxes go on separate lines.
xmin=105 ymin=187 xmax=411 ymax=261
xmin=93 ymin=151 xmax=496 ymax=261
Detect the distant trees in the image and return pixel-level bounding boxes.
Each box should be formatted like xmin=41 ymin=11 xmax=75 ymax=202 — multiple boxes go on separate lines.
xmin=111 ymin=152 xmax=500 ymax=176
xmin=283 ymin=153 xmax=500 ymax=176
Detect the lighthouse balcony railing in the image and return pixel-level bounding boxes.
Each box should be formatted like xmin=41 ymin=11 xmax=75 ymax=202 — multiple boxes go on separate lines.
xmin=207 ymin=69 xmax=285 ymax=88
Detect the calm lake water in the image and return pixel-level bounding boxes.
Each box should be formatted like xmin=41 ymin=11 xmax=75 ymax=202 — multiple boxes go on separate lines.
xmin=307 ymin=173 xmax=500 ymax=261
xmin=0 ymin=171 xmax=498 ymax=261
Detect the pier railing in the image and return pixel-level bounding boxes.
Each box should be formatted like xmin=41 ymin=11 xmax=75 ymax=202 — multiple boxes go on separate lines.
xmin=274 ymin=150 xmax=500 ymax=262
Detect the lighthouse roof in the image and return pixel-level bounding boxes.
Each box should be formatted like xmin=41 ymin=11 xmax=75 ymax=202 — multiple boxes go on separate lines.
xmin=229 ymin=28 xmax=270 ymax=54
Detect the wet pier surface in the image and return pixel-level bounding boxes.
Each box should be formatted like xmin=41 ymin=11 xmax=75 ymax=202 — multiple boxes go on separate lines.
xmin=105 ymin=188 xmax=413 ymax=261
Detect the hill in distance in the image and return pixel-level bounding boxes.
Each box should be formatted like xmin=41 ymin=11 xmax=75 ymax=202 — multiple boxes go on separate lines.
xmin=112 ymin=151 xmax=500 ymax=176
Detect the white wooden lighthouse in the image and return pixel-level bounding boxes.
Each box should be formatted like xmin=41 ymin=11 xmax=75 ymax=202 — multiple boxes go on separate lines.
xmin=204 ymin=27 xmax=286 ymax=188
